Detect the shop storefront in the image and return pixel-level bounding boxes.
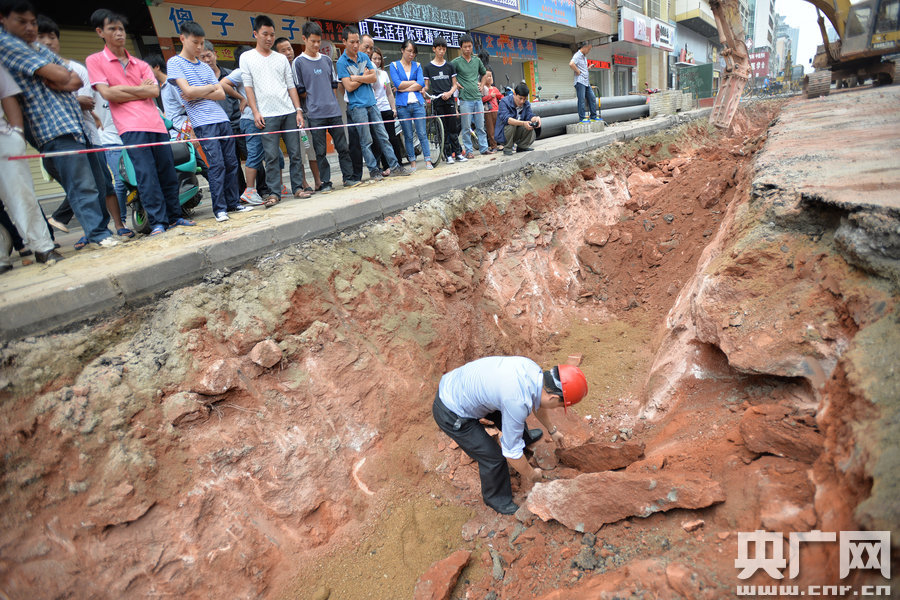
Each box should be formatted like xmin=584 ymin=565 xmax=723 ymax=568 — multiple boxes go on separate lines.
xmin=472 ymin=32 xmax=537 ymax=95
xmin=360 ymin=2 xmax=467 ymax=64
xmin=613 ymin=54 xmax=637 ymax=95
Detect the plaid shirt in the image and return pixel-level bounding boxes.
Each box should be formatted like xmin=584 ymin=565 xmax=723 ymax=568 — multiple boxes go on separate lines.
xmin=0 ymin=29 xmax=85 ymax=147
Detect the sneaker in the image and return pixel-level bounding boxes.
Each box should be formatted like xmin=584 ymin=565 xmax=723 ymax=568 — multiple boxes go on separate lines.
xmin=241 ymin=187 xmax=264 ymax=205
xmin=370 ymin=171 xmax=384 ymax=182
xmin=503 ymin=148 xmax=514 ymax=156
xmin=580 ymin=118 xmax=591 ymax=123
xmin=394 ymin=166 xmax=413 ymax=177
xmin=516 ymin=147 xmax=535 ymax=152
xmin=446 ymin=155 xmax=455 ymax=164
xmin=344 ymin=180 xmax=362 ymax=189
xmin=591 ymin=117 xmax=604 ymax=123
xmin=97 ymin=237 xmax=119 ymax=248
xmin=232 ymin=205 xmax=256 ymax=212
xmin=317 ymin=182 xmax=334 ymax=194
xmin=456 ymin=154 xmax=468 ymax=163
xmin=215 ymin=211 xmax=230 ymax=222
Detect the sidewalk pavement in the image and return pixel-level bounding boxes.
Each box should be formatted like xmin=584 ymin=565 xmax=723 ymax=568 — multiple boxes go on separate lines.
xmin=1 ymin=110 xmax=711 ymax=340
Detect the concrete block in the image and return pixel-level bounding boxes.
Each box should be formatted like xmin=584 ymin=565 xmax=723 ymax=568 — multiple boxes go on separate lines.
xmin=270 ymin=209 xmax=336 ymax=245
xmin=202 ymin=227 xmax=276 ymax=269
xmin=330 ymin=195 xmax=384 ymax=231
xmin=0 ymin=273 xmax=123 ymax=341
xmin=112 ymin=248 xmax=207 ymax=303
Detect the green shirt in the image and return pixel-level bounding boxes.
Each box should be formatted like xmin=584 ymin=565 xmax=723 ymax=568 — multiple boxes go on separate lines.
xmin=451 ymin=55 xmax=486 ymax=101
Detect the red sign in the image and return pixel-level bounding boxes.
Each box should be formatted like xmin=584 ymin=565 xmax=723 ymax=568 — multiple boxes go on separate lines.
xmin=613 ymin=54 xmax=637 ymax=66
xmin=748 ymin=50 xmax=770 ymax=78
xmin=588 ymin=60 xmax=611 ymax=69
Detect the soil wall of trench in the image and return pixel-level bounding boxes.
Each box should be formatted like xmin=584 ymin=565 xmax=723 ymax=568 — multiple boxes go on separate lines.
xmin=1 ymin=102 xmax=897 ymax=600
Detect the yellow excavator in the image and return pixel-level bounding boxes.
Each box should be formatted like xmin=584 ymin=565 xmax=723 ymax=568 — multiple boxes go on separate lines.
xmin=709 ymin=0 xmax=900 ymax=128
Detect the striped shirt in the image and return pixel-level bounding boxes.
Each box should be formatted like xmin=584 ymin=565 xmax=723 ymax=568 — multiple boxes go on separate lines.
xmin=0 ymin=30 xmax=85 ymax=147
xmin=166 ymin=54 xmax=228 ymax=128
xmin=239 ymin=49 xmax=296 ymax=118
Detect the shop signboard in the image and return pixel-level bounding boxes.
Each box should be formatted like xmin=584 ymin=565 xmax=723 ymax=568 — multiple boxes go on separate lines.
xmin=587 ymin=59 xmax=611 ymax=69
xmin=652 ymin=19 xmax=675 ymax=52
xmin=376 ymin=2 xmax=466 ymax=29
xmin=149 ymin=3 xmax=307 ymax=42
xmin=462 ymin=0 xmax=521 ymax=12
xmin=613 ymin=54 xmax=637 ymax=66
xmin=748 ymin=50 xmax=770 ymax=78
xmin=519 ymin=0 xmax=576 ymax=27
xmin=473 ymin=32 xmax=537 ymax=64
xmin=358 ymin=18 xmax=463 ymax=48
xmin=618 ymin=7 xmax=652 ymax=47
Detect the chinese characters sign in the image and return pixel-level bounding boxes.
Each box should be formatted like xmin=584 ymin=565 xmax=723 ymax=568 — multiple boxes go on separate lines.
xmin=748 ymin=50 xmax=770 ymax=78
xmin=308 ymin=19 xmax=350 ymax=43
xmin=148 ymin=3 xmax=310 ymax=42
xmin=376 ymin=2 xmax=466 ymax=29
xmin=472 ymin=32 xmax=537 ymax=65
xmin=653 ymin=20 xmax=675 ymax=52
xmin=519 ymin=0 xmax=576 ymax=27
xmin=588 ymin=59 xmax=611 ymax=69
xmin=358 ymin=18 xmax=462 ymax=48
xmin=613 ymin=54 xmax=637 ymax=66
xmin=462 ymin=0 xmax=521 ymax=12
xmin=618 ymin=7 xmax=651 ymax=47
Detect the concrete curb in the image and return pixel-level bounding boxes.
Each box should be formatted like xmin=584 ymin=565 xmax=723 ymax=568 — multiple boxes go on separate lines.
xmin=0 ymin=109 xmax=713 ymax=340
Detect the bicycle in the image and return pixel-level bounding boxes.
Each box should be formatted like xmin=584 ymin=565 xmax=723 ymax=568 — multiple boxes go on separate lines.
xmin=423 ymin=91 xmax=445 ymax=166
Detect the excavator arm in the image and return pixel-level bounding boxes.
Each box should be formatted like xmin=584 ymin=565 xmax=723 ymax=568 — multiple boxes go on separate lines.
xmin=709 ymin=0 xmax=751 ymax=128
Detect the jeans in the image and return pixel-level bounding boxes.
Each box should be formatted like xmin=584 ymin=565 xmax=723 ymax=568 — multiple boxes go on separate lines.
xmin=459 ymin=99 xmax=488 ymax=154
xmin=195 ymin=121 xmax=240 ymax=214
xmin=42 ymin=135 xmax=111 ymax=243
xmin=120 ymin=131 xmax=181 ymax=227
xmin=397 ymin=102 xmax=430 ymax=162
xmin=103 ymin=145 xmax=128 ymax=221
xmin=308 ymin=115 xmax=354 ymax=186
xmin=239 ymin=118 xmax=271 ymax=196
xmin=347 ymin=105 xmax=399 ymax=176
xmin=379 ymin=109 xmax=406 ymax=169
xmin=0 ymin=130 xmax=54 ymax=264
xmin=433 ymin=99 xmax=462 ymax=158
xmin=575 ymin=82 xmax=598 ymax=120
xmin=261 ymin=113 xmax=305 ymax=196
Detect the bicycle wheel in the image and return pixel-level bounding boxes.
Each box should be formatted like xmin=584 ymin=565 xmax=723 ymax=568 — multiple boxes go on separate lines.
xmin=426 ymin=116 xmax=444 ymax=166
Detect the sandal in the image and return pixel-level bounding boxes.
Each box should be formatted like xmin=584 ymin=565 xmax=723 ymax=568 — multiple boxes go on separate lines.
xmin=74 ymin=236 xmax=88 ymax=251
xmin=168 ymin=218 xmax=196 ymax=228
xmin=303 ymin=186 xmax=314 ymax=193
xmin=264 ymin=195 xmax=280 ymax=208
xmin=293 ymin=189 xmax=312 ymax=199
xmin=117 ymin=227 xmax=135 ymax=238
xmin=149 ymin=225 xmax=166 ymax=236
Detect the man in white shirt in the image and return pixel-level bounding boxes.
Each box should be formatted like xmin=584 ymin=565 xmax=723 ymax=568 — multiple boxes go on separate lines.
xmin=240 ymin=14 xmax=309 ymax=207
xmin=569 ymin=41 xmax=600 ymax=123
xmin=433 ymin=356 xmax=588 ymax=514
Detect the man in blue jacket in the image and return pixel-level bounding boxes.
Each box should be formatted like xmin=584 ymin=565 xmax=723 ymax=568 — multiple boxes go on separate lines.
xmin=495 ymin=82 xmax=541 ymax=156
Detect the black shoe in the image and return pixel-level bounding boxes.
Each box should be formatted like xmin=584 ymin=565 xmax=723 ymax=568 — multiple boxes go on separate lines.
xmin=503 ymin=148 xmax=514 ymax=156
xmin=18 ymin=249 xmax=32 ymax=257
xmin=491 ymin=501 xmax=519 ymax=515
xmin=516 ymin=147 xmax=535 ymax=152
xmin=35 ymin=249 xmax=65 ymax=264
xmin=524 ymin=428 xmax=543 ymax=447
xmin=0 ymin=264 xmax=12 ymax=275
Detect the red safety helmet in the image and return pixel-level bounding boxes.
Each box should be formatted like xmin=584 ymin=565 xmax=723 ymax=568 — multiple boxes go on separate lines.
xmin=558 ymin=364 xmax=588 ymax=412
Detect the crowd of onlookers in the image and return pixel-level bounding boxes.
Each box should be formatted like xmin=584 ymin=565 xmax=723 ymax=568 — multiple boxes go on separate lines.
xmin=0 ymin=0 xmax=601 ymax=274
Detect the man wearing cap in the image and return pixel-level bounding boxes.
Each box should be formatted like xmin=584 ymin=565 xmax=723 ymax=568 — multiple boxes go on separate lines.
xmin=432 ymin=356 xmax=588 ymax=515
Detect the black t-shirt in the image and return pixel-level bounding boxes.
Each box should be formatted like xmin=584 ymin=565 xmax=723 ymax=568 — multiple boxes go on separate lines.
xmin=423 ymin=60 xmax=456 ymax=96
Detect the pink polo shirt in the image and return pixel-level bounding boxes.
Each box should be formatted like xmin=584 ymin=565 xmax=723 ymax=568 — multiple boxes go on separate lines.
xmin=85 ymin=46 xmax=166 ymax=135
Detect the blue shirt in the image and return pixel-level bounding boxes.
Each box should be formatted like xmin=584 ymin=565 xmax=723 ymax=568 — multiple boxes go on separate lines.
xmin=495 ymin=94 xmax=535 ymax=145
xmin=166 ymin=54 xmax=228 ymax=128
xmin=336 ymin=51 xmax=376 ymax=109
xmin=0 ymin=30 xmax=85 ymax=147
xmin=388 ymin=60 xmax=425 ymax=107
xmin=438 ymin=356 xmax=543 ymax=459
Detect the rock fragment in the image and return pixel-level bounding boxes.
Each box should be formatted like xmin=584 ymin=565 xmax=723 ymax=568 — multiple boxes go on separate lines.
xmin=249 ymin=339 xmax=282 ymax=368
xmin=556 ymin=441 xmax=645 ymax=472
xmin=192 ymin=358 xmax=240 ymax=395
xmin=526 ymin=471 xmax=725 ymax=533
xmin=739 ymin=404 xmax=824 ymax=463
xmin=413 ymin=550 xmax=470 ymax=600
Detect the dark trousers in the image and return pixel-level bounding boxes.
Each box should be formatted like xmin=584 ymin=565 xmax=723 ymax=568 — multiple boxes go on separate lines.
xmin=119 ymin=131 xmax=181 ymax=227
xmin=308 ymin=116 xmax=354 ymax=186
xmin=231 ymin=123 xmax=247 ymax=192
xmin=380 ymin=109 xmax=405 ymax=169
xmin=433 ymin=393 xmax=536 ymax=511
xmin=42 ymin=135 xmax=111 ymax=243
xmin=433 ymin=99 xmax=462 ymax=158
xmin=195 ymin=121 xmax=240 ymax=213
xmin=346 ymin=116 xmax=363 ymax=182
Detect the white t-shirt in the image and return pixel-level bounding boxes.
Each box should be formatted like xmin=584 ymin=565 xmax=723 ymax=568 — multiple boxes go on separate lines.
xmin=69 ymin=59 xmax=102 ymax=146
xmin=239 ymin=48 xmax=296 ymax=118
xmin=94 ymin=91 xmax=122 ymax=146
xmin=373 ymin=69 xmax=391 ymax=112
